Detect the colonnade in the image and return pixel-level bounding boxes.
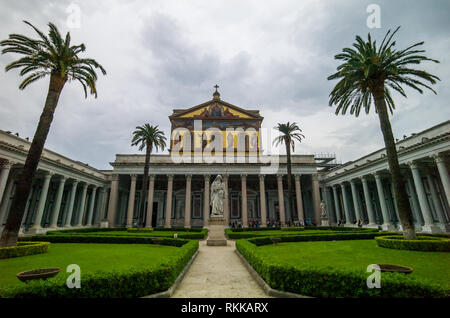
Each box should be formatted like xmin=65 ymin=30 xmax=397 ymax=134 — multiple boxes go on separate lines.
xmin=323 ymin=154 xmax=449 ymax=233
xmin=107 ymin=173 xmax=322 ymax=228
xmin=0 ymin=160 xmax=108 ymax=234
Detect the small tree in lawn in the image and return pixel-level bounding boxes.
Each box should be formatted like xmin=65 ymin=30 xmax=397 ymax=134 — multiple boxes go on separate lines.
xmin=327 ymin=27 xmax=440 ymax=240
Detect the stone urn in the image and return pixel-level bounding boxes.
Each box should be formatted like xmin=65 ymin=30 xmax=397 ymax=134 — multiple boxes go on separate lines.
xmin=16 ymin=268 xmax=61 ymax=283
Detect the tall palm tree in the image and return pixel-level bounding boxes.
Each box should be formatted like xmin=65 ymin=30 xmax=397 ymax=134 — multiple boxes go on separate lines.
xmin=0 ymin=21 xmax=106 ymax=247
xmin=131 ymin=124 xmax=166 ymax=227
xmin=327 ymin=27 xmax=440 ymax=240
xmin=273 ymin=122 xmax=305 ymax=225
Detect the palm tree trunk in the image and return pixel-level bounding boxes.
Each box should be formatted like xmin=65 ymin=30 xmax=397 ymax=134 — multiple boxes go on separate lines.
xmin=0 ymin=74 xmax=66 ymax=247
xmin=372 ymin=86 xmax=416 ymax=240
xmin=285 ymin=139 xmax=294 ymax=225
xmin=140 ymin=144 xmax=151 ymax=227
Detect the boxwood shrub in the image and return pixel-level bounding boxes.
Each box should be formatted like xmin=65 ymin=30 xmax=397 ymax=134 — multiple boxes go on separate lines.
xmin=228 ymin=227 xmax=281 ymax=232
xmin=20 ymin=235 xmax=189 ymax=247
xmin=281 ymin=227 xmax=304 ymax=231
xmin=153 ymin=227 xmax=204 ymax=232
xmin=226 ymin=228 xmax=381 ymax=240
xmin=247 ymin=231 xmax=390 ymax=245
xmin=46 ymin=228 xmax=208 ymax=239
xmin=375 ymin=235 xmax=450 ymax=252
xmin=0 ymin=240 xmax=198 ymax=298
xmin=0 ymin=241 xmax=50 ymax=259
xmin=47 ymin=228 xmax=127 ymax=235
xmin=236 ymin=239 xmax=449 ymax=298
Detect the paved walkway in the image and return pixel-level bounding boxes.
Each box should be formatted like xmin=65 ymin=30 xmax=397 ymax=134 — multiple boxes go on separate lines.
xmin=172 ymin=240 xmax=270 ymax=298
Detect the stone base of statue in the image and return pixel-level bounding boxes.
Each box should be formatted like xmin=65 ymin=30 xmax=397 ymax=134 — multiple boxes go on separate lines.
xmin=207 ymin=216 xmax=227 ymax=246
xmin=320 ymin=217 xmax=329 ymax=226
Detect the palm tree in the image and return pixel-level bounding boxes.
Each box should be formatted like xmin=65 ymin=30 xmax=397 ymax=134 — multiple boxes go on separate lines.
xmin=0 ymin=21 xmax=106 ymax=247
xmin=273 ymin=122 xmax=305 ymax=225
xmin=327 ymin=27 xmax=440 ymax=240
xmin=131 ymin=124 xmax=166 ymax=227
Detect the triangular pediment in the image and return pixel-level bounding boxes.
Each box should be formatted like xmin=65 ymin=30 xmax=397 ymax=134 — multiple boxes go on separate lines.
xmin=170 ymin=99 xmax=262 ymax=120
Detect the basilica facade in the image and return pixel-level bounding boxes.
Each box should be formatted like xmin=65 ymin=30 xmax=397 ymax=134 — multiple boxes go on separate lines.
xmin=0 ymin=90 xmax=449 ymax=234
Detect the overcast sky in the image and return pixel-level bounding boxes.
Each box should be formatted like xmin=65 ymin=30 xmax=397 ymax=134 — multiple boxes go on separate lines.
xmin=0 ymin=0 xmax=449 ymax=170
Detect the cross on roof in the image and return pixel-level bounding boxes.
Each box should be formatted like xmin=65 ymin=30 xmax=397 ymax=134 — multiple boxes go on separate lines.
xmin=214 ymin=84 xmax=219 ymax=92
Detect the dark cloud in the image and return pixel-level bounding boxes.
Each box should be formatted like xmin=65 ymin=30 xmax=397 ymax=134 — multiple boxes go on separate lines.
xmin=0 ymin=0 xmax=449 ymax=168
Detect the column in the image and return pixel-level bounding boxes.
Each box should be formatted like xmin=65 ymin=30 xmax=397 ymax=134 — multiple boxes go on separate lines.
xmin=184 ymin=174 xmax=192 ymax=228
xmin=340 ymin=183 xmax=352 ymax=225
xmin=276 ymin=174 xmax=286 ymax=226
xmin=374 ymin=173 xmax=394 ymax=231
xmin=350 ymin=180 xmax=362 ymax=223
xmin=86 ymin=186 xmax=98 ymax=226
xmin=49 ymin=176 xmax=66 ymax=228
xmin=126 ymin=174 xmax=137 ymax=228
xmin=433 ymin=153 xmax=450 ymax=207
xmin=98 ymin=187 xmax=108 ymax=224
xmin=29 ymin=172 xmax=53 ymax=231
xmin=361 ymin=176 xmax=377 ymax=226
xmin=409 ymin=162 xmax=440 ymax=233
xmin=294 ymin=175 xmax=304 ymax=222
xmin=311 ymin=174 xmax=321 ymax=224
xmin=426 ymin=174 xmax=446 ymax=226
xmin=164 ymin=175 xmax=173 ymax=228
xmin=0 ymin=161 xmax=13 ymax=203
xmin=203 ymin=175 xmax=210 ymax=226
xmin=259 ymin=175 xmax=267 ymax=227
xmin=325 ymin=187 xmax=336 ymax=224
xmin=390 ymin=182 xmax=401 ymax=223
xmin=107 ymin=174 xmax=119 ymax=227
xmin=406 ymin=176 xmax=423 ymax=226
xmin=241 ymin=174 xmax=248 ymax=227
xmin=145 ymin=175 xmax=155 ymax=228
xmin=76 ymin=183 xmax=88 ymax=226
xmin=0 ymin=176 xmax=14 ymax=225
xmin=332 ymin=185 xmax=342 ymax=222
xmin=223 ymin=175 xmax=229 ymax=224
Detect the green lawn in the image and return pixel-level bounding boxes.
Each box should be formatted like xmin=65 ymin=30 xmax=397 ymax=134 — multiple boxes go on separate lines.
xmin=0 ymin=243 xmax=181 ymax=287
xmin=257 ymin=239 xmax=450 ymax=287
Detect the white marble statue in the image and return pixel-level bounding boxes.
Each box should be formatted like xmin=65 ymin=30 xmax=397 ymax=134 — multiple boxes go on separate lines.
xmin=320 ymin=200 xmax=327 ymax=218
xmin=210 ymin=175 xmax=225 ymax=217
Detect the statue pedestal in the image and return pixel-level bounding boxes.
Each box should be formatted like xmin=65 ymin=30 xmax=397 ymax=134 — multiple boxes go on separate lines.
xmin=321 ymin=217 xmax=329 ymax=226
xmin=207 ymin=217 xmax=227 ymax=246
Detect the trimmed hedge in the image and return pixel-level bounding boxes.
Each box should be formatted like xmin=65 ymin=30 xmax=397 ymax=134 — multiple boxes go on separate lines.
xmin=247 ymin=231 xmax=389 ymax=246
xmin=375 ymin=236 xmax=450 ymax=252
xmin=153 ymin=227 xmax=204 ymax=232
xmin=281 ymin=227 xmax=304 ymax=231
xmin=20 ymin=235 xmax=189 ymax=247
xmin=46 ymin=228 xmax=127 ymax=235
xmin=127 ymin=228 xmax=153 ymax=232
xmin=0 ymin=240 xmax=198 ymax=298
xmin=47 ymin=228 xmax=208 ymax=240
xmin=226 ymin=228 xmax=381 ymax=240
xmin=0 ymin=242 xmax=50 ymax=259
xmin=236 ymin=239 xmax=449 ymax=298
xmin=304 ymin=226 xmax=377 ymax=231
xmin=228 ymin=227 xmax=281 ymax=232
